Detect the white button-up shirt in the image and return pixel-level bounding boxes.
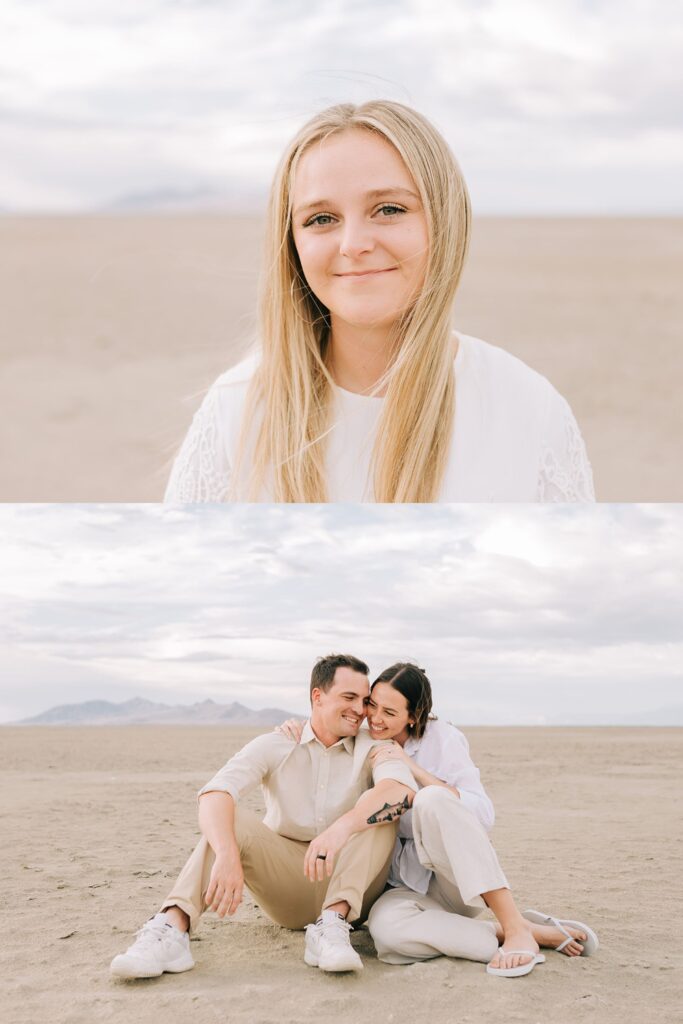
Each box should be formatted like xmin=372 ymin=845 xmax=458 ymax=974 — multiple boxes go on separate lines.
xmin=388 ymin=717 xmax=495 ymax=893
xmin=199 ymin=720 xmax=417 ymax=843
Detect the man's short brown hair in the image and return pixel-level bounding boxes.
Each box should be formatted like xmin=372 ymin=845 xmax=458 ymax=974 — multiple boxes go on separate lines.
xmin=310 ymin=654 xmax=369 ymax=698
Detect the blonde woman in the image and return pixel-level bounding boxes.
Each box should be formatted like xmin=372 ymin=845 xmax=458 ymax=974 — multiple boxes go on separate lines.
xmin=164 ymin=100 xmax=594 ymax=503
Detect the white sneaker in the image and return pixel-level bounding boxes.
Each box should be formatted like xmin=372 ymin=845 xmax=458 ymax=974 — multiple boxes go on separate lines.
xmin=110 ymin=913 xmax=195 ymax=979
xmin=304 ymin=909 xmax=363 ymax=972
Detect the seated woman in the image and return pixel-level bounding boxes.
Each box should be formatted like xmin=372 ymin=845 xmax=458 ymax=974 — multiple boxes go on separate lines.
xmin=366 ymin=663 xmax=599 ymax=977
xmin=164 ymin=99 xmax=594 ymax=503
xmin=278 ymin=663 xmax=598 ymax=978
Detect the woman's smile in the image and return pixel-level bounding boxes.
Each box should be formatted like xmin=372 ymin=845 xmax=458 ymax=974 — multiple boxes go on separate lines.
xmin=334 ymin=268 xmax=398 ymax=279
xmin=369 ymin=719 xmax=391 ymax=737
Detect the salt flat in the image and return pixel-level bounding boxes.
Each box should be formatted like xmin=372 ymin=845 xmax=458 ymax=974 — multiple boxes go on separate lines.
xmin=2 ymin=725 xmax=680 ymax=1024
xmin=1 ymin=216 xmax=680 ymax=500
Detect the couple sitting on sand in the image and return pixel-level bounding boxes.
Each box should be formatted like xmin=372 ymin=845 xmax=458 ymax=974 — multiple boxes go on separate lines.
xmin=111 ymin=655 xmax=598 ymax=981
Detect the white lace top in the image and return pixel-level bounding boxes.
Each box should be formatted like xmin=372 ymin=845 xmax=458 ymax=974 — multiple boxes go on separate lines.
xmin=164 ymin=331 xmax=595 ymax=502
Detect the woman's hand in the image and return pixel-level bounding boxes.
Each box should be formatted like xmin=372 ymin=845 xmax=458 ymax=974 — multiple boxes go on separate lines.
xmin=369 ymin=740 xmax=413 ymax=768
xmin=303 ymin=819 xmax=354 ymax=882
xmin=204 ymin=848 xmax=245 ymax=918
xmin=274 ymin=718 xmax=305 ymax=742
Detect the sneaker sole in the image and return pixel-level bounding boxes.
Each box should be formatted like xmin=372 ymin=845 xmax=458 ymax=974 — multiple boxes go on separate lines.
xmin=110 ymin=955 xmax=194 ymax=980
xmin=304 ymin=949 xmax=363 ymax=972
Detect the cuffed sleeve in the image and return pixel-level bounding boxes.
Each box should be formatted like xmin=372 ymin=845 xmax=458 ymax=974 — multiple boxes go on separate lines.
xmin=197 ymin=732 xmax=292 ymax=804
xmin=371 ymin=757 xmax=417 ymax=792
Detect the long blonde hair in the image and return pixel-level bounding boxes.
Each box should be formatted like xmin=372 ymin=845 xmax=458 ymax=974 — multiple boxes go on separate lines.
xmin=235 ymin=100 xmax=471 ymax=502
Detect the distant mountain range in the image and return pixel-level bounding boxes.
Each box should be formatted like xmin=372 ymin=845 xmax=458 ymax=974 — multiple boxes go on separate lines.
xmin=103 ymin=183 xmax=267 ymax=213
xmin=10 ymin=698 xmax=301 ymax=726
xmin=6 ymin=698 xmax=681 ymax=728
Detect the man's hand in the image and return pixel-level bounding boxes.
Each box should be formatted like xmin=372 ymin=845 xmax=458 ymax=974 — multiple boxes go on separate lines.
xmin=303 ymin=819 xmax=354 ymax=882
xmin=204 ymin=848 xmax=245 ymax=918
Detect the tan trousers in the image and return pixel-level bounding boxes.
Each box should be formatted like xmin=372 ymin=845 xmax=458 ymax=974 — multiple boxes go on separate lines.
xmin=160 ymin=805 xmax=397 ymax=933
xmin=367 ymin=787 xmax=508 ymax=964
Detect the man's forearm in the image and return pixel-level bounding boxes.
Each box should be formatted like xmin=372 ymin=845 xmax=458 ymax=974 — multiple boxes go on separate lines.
xmin=198 ymin=790 xmax=239 ymax=854
xmin=339 ymin=780 xmax=415 ymax=837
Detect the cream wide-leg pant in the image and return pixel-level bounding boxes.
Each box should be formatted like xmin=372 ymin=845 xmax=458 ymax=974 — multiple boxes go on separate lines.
xmin=160 ymin=805 xmax=397 ymax=933
xmin=367 ymin=787 xmax=509 ymax=964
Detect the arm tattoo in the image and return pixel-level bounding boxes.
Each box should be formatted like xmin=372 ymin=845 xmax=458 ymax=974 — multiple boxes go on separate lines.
xmin=366 ymin=794 xmax=410 ymax=825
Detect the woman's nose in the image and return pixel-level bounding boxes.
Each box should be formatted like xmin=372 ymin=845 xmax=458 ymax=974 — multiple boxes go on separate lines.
xmin=338 ymin=218 xmax=375 ymax=259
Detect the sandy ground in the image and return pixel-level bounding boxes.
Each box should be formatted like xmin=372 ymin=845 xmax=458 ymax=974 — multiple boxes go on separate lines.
xmin=1 ymin=215 xmax=681 ymax=501
xmin=2 ymin=725 xmax=681 ymax=1024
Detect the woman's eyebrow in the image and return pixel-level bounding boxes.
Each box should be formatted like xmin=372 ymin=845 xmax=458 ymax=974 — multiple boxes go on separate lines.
xmin=293 ymin=187 xmax=419 ymax=217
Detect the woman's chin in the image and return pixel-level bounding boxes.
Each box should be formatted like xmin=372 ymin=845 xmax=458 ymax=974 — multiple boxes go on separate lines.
xmin=330 ymin=306 xmax=401 ymax=331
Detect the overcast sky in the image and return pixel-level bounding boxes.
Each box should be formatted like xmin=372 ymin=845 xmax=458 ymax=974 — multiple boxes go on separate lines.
xmin=1 ymin=503 xmax=681 ymax=725
xmin=1 ymin=1 xmax=682 ymax=214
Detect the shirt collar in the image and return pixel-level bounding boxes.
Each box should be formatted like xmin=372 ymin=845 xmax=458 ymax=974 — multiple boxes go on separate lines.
xmin=301 ymin=719 xmax=355 ymax=754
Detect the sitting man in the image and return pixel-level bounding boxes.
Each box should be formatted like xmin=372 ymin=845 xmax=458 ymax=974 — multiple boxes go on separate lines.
xmin=111 ymin=653 xmax=417 ymax=979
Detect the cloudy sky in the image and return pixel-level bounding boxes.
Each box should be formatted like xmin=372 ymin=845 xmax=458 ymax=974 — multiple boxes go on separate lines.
xmin=1 ymin=503 xmax=681 ymax=725
xmin=1 ymin=1 xmax=682 ymax=213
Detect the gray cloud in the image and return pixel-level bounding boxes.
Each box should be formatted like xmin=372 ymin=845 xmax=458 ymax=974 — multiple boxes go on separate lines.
xmin=0 ymin=504 xmax=681 ymax=723
xmin=0 ymin=1 xmax=681 ymax=212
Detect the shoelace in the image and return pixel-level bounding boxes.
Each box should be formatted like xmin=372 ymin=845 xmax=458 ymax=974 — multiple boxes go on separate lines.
xmin=130 ymin=920 xmax=172 ymax=951
xmin=318 ymin=917 xmax=353 ymax=946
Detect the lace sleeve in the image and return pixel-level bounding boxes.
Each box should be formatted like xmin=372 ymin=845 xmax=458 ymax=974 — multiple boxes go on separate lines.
xmin=537 ymin=391 xmax=595 ymax=503
xmin=164 ymin=385 xmax=231 ymax=502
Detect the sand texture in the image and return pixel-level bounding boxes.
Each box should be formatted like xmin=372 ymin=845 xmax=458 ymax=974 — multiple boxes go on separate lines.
xmin=2 ymin=725 xmax=681 ymax=1024
xmin=1 ymin=215 xmax=681 ymax=501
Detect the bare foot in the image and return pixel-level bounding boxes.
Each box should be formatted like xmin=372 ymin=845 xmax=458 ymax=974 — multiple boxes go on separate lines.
xmin=497 ymin=917 xmax=589 ymax=954
xmin=488 ymin=926 xmax=540 ymax=971
xmin=532 ymin=921 xmax=586 ymax=956
xmin=496 ymin=919 xmax=587 ymax=956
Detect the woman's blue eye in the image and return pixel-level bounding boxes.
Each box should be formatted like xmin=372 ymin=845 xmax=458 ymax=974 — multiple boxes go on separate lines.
xmin=306 ymin=213 xmax=335 ymax=227
xmin=303 ymin=204 xmax=406 ymax=228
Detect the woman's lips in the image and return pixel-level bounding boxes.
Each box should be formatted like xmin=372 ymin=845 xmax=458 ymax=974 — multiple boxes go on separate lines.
xmin=335 ymin=268 xmax=397 ymax=278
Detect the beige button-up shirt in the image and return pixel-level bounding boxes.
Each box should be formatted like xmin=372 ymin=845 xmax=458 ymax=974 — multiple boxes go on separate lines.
xmin=198 ymin=721 xmax=417 ymax=842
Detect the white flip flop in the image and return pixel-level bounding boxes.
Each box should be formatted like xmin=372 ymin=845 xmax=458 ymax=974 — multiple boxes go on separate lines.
xmin=523 ymin=908 xmax=599 ymax=956
xmin=486 ymin=950 xmax=545 ymax=978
